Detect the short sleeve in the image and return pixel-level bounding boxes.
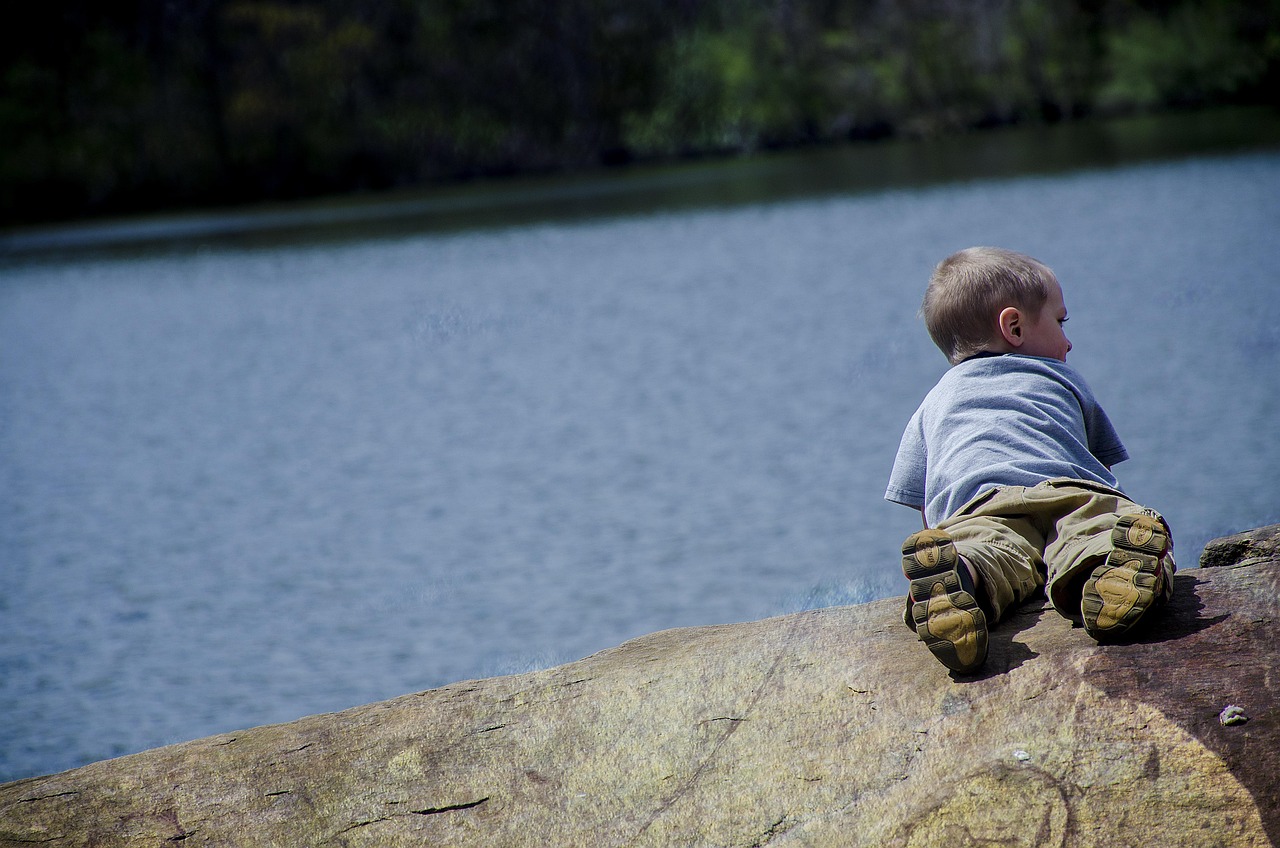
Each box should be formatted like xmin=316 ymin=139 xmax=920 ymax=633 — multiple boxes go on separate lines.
xmin=1083 ymin=396 xmax=1129 ymax=468
xmin=885 ymin=408 xmax=927 ymax=509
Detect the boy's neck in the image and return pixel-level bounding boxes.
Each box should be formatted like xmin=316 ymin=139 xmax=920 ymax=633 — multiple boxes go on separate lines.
xmin=959 ymin=350 xmax=1006 ymax=363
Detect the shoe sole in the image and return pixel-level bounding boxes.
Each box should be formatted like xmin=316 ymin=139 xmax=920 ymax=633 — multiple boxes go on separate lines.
xmin=1082 ymin=514 xmax=1170 ymax=639
xmin=903 ymin=530 xmax=988 ymax=673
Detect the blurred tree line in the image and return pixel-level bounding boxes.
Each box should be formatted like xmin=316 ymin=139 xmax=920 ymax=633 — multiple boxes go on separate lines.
xmin=3 ymin=0 xmax=1277 ymax=225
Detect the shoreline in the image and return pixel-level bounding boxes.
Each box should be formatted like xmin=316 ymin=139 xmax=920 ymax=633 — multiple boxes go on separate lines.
xmin=5 ymin=105 xmax=1279 ymax=259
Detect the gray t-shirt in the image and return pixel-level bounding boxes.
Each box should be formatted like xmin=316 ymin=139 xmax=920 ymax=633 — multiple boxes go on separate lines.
xmin=885 ymin=354 xmax=1128 ymax=527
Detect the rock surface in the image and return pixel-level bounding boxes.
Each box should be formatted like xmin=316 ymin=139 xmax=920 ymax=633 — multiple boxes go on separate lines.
xmin=2 ymin=526 xmax=1278 ymax=847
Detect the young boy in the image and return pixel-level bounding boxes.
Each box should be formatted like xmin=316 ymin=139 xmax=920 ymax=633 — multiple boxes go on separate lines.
xmin=885 ymin=246 xmax=1174 ymax=673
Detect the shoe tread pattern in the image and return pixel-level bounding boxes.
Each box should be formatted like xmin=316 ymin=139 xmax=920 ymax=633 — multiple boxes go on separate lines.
xmin=903 ymin=530 xmax=988 ymax=673
xmin=1082 ymin=514 xmax=1171 ymax=639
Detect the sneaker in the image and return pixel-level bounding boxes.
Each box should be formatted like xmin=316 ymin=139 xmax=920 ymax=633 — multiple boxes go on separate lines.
xmin=1081 ymin=514 xmax=1173 ymax=639
xmin=903 ymin=529 xmax=989 ymax=673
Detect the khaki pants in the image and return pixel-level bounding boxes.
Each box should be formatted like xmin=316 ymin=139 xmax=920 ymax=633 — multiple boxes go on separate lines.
xmin=922 ymin=478 xmax=1174 ymax=624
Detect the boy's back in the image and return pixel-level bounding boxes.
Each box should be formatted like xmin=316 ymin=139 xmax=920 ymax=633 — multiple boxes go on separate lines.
xmin=886 ymin=353 xmax=1128 ymax=528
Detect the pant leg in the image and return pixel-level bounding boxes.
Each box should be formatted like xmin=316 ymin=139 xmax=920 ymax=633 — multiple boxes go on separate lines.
xmin=1022 ymin=479 xmax=1175 ymax=619
xmin=934 ymin=487 xmax=1048 ymax=625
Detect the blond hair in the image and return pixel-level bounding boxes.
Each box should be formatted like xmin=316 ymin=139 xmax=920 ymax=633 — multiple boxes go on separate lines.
xmin=922 ymin=247 xmax=1057 ymax=365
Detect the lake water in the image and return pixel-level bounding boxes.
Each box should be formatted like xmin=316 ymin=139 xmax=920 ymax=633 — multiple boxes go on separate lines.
xmin=2 ymin=110 xmax=1279 ymax=782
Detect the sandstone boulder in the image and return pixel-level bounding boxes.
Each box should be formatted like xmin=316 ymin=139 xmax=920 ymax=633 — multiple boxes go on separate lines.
xmin=2 ymin=525 xmax=1277 ymax=847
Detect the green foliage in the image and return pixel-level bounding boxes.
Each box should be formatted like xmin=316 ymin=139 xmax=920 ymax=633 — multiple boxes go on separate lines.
xmin=1 ymin=0 xmax=1276 ymax=224
xmin=1098 ymin=2 xmax=1272 ymax=109
xmin=1003 ymin=0 xmax=1100 ymax=119
xmin=218 ymin=3 xmax=382 ymax=192
xmin=623 ymin=26 xmax=789 ymax=154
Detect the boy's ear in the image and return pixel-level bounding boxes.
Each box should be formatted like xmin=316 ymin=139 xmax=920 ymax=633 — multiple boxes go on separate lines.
xmin=998 ymin=306 xmax=1024 ymax=348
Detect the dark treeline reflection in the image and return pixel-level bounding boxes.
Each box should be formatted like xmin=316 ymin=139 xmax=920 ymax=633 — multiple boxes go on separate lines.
xmin=4 ymin=0 xmax=1277 ymax=225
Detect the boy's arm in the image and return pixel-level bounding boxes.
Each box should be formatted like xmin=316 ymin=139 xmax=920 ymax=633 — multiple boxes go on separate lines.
xmin=886 ymin=409 xmax=928 ymax=516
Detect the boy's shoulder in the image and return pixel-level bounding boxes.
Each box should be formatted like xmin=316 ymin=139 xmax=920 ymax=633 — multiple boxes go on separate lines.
xmin=938 ymin=353 xmax=1085 ymax=386
xmin=926 ymin=353 xmax=1095 ymax=407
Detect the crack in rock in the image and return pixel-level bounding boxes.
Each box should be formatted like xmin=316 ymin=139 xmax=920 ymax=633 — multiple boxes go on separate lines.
xmin=412 ymin=798 xmax=490 ymax=816
xmin=17 ymin=791 xmax=79 ymax=804
xmin=750 ymin=813 xmax=794 ymax=847
xmin=332 ymin=798 xmax=490 ymax=838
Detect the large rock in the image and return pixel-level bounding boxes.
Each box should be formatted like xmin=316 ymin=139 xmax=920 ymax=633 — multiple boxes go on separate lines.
xmin=2 ymin=526 xmax=1277 ymax=847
